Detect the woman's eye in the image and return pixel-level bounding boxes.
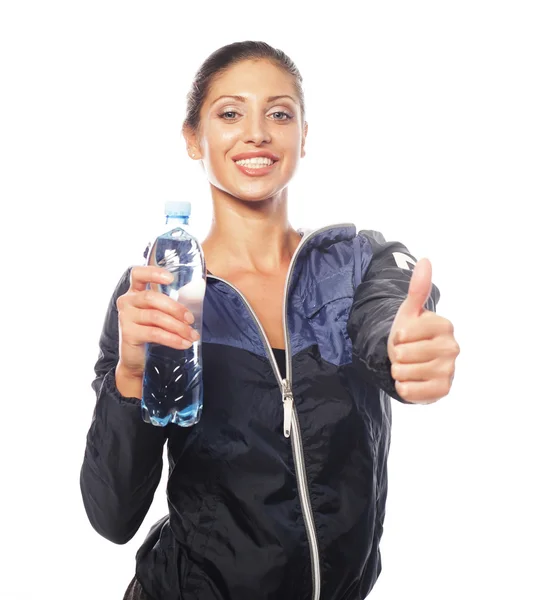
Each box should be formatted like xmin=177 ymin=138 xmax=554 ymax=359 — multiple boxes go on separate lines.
xmin=271 ymin=111 xmax=293 ymax=121
xmin=220 ymin=111 xmax=238 ymax=119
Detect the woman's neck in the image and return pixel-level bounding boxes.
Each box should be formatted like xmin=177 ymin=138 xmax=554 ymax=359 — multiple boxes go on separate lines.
xmin=202 ymin=187 xmax=301 ymax=276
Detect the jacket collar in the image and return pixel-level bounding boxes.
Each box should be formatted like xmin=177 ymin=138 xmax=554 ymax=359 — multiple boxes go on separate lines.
xmin=206 ymin=223 xmax=357 ymax=279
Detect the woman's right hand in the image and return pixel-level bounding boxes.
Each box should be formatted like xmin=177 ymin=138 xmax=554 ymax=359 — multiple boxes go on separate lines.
xmin=115 ymin=266 xmax=199 ymax=393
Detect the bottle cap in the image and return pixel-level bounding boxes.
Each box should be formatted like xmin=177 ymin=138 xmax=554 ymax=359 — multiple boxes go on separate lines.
xmin=165 ymin=201 xmax=191 ymax=218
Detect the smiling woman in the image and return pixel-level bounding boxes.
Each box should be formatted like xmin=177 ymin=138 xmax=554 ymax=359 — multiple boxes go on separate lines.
xmin=80 ymin=40 xmax=458 ymax=600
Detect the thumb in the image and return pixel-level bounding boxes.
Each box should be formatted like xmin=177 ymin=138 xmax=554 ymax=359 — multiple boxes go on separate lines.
xmin=397 ymin=258 xmax=433 ymax=320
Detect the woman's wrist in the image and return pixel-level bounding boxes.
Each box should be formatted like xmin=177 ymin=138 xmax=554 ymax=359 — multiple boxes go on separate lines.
xmin=115 ymin=362 xmax=143 ymax=399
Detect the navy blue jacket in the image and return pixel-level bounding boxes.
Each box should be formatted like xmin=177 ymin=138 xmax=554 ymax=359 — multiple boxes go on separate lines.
xmin=80 ymin=224 xmax=440 ymax=600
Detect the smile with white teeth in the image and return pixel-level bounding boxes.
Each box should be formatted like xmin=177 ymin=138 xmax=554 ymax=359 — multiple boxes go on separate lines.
xmin=235 ymin=157 xmax=275 ymax=168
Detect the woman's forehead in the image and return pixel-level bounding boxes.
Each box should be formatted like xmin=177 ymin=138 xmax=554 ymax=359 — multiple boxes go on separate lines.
xmin=207 ymin=60 xmax=298 ymax=101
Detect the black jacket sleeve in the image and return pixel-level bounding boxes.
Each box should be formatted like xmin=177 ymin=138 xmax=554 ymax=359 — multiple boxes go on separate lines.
xmin=80 ymin=268 xmax=167 ymax=544
xmin=347 ymin=230 xmax=441 ymax=403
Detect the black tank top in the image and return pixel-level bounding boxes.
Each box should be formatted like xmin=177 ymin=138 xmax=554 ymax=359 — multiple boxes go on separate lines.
xmin=272 ymin=348 xmax=286 ymax=380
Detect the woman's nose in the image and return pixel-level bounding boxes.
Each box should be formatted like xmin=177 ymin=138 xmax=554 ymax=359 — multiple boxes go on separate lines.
xmin=243 ymin=114 xmax=271 ymax=145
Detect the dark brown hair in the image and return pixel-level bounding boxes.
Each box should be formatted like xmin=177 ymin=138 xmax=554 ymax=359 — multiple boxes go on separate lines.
xmin=183 ymin=41 xmax=305 ymax=132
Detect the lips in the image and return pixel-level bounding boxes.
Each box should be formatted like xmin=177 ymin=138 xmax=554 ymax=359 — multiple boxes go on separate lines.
xmin=233 ymin=157 xmax=278 ymax=177
xmin=230 ymin=150 xmax=280 ymax=177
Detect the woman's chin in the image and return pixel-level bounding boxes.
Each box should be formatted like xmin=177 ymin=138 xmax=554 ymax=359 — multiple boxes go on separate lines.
xmin=212 ymin=181 xmax=288 ymax=204
xmin=236 ymin=192 xmax=280 ymax=203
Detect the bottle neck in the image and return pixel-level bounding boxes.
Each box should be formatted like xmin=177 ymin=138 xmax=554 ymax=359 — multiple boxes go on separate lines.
xmin=166 ymin=215 xmax=189 ymax=227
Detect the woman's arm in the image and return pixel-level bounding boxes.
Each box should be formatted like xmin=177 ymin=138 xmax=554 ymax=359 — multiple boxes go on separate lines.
xmin=347 ymin=230 xmax=441 ymax=403
xmin=80 ymin=268 xmax=167 ymax=544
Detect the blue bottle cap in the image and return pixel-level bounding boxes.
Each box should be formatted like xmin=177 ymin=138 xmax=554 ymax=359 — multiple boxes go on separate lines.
xmin=165 ymin=201 xmax=191 ymax=218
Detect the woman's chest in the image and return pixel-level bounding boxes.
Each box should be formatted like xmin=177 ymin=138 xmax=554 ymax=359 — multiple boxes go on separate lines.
xmin=229 ymin=275 xmax=287 ymax=350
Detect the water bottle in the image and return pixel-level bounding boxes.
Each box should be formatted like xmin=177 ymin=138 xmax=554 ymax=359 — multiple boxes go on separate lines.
xmin=141 ymin=201 xmax=206 ymax=427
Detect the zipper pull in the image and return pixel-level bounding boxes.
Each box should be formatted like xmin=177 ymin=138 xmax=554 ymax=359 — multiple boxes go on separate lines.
xmin=282 ymin=378 xmax=293 ymax=439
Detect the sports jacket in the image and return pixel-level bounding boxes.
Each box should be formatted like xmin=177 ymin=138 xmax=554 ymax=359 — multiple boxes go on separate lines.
xmin=80 ymin=224 xmax=440 ymax=600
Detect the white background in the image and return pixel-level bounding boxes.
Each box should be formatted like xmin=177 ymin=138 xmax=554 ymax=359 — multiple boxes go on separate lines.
xmin=1 ymin=1 xmax=553 ymax=599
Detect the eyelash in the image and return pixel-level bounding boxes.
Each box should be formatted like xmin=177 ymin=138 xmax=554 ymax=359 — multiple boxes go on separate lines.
xmin=218 ymin=110 xmax=293 ymax=121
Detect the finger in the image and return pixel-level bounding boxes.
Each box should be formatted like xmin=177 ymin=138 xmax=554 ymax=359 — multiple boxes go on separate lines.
xmin=394 ymin=258 xmax=433 ymax=320
xmin=394 ymin=314 xmax=453 ymax=344
xmin=132 ymin=306 xmax=199 ymax=342
xmin=391 ymin=356 xmax=457 ymax=382
xmin=391 ymin=338 xmax=457 ymax=364
xmin=129 ymin=266 xmax=174 ymax=293
xmin=391 ymin=339 xmax=436 ymax=364
xmin=127 ymin=323 xmax=194 ymax=350
xmin=391 ymin=360 xmax=434 ymax=382
xmin=395 ymin=378 xmax=450 ymax=404
xmin=132 ymin=289 xmax=195 ymax=324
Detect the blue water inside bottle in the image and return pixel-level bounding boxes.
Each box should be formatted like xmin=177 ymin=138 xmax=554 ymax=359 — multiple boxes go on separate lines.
xmin=141 ymin=202 xmax=206 ymax=427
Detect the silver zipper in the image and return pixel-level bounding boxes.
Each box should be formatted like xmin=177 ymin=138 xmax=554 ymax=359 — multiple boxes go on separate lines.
xmin=207 ymin=222 xmax=355 ymax=600
xmin=282 ymin=378 xmax=294 ymax=438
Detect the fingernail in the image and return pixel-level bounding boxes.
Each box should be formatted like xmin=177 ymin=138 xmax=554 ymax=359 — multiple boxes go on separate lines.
xmin=161 ymin=272 xmax=173 ymax=282
xmin=191 ymin=330 xmax=200 ymax=341
xmin=182 ymin=339 xmax=192 ymax=348
xmin=184 ymin=312 xmax=195 ymax=324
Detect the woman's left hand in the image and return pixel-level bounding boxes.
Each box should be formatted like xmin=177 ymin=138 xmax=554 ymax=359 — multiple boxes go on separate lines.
xmin=387 ymin=258 xmax=460 ymax=404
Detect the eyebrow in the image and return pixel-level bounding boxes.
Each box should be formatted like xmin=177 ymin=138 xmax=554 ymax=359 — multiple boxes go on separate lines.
xmin=210 ymin=94 xmax=297 ymax=106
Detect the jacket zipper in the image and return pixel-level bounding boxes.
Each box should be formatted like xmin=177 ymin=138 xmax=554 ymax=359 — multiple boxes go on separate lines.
xmin=207 ymin=222 xmax=355 ymax=600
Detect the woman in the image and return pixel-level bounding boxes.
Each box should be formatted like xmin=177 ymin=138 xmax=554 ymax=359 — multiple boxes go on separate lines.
xmin=80 ymin=41 xmax=460 ymax=600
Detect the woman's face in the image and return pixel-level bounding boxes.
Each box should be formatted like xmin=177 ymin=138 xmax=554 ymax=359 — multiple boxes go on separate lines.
xmin=185 ymin=59 xmax=307 ymax=202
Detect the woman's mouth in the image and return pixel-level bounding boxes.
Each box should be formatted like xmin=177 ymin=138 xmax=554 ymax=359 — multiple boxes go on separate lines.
xmin=233 ymin=157 xmax=277 ymax=176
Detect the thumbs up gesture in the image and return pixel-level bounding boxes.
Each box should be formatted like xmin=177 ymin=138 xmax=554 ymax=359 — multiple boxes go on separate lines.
xmin=387 ymin=258 xmax=460 ymax=404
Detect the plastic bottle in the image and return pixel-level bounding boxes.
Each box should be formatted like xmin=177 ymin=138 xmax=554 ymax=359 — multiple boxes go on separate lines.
xmin=141 ymin=201 xmax=206 ymax=427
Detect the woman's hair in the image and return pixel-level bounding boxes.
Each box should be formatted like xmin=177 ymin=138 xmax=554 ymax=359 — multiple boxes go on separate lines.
xmin=183 ymin=41 xmax=305 ymax=132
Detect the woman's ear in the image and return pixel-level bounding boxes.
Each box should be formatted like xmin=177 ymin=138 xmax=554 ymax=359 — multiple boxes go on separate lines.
xmin=301 ymin=121 xmax=308 ymax=158
xmin=182 ymin=124 xmax=201 ymax=160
